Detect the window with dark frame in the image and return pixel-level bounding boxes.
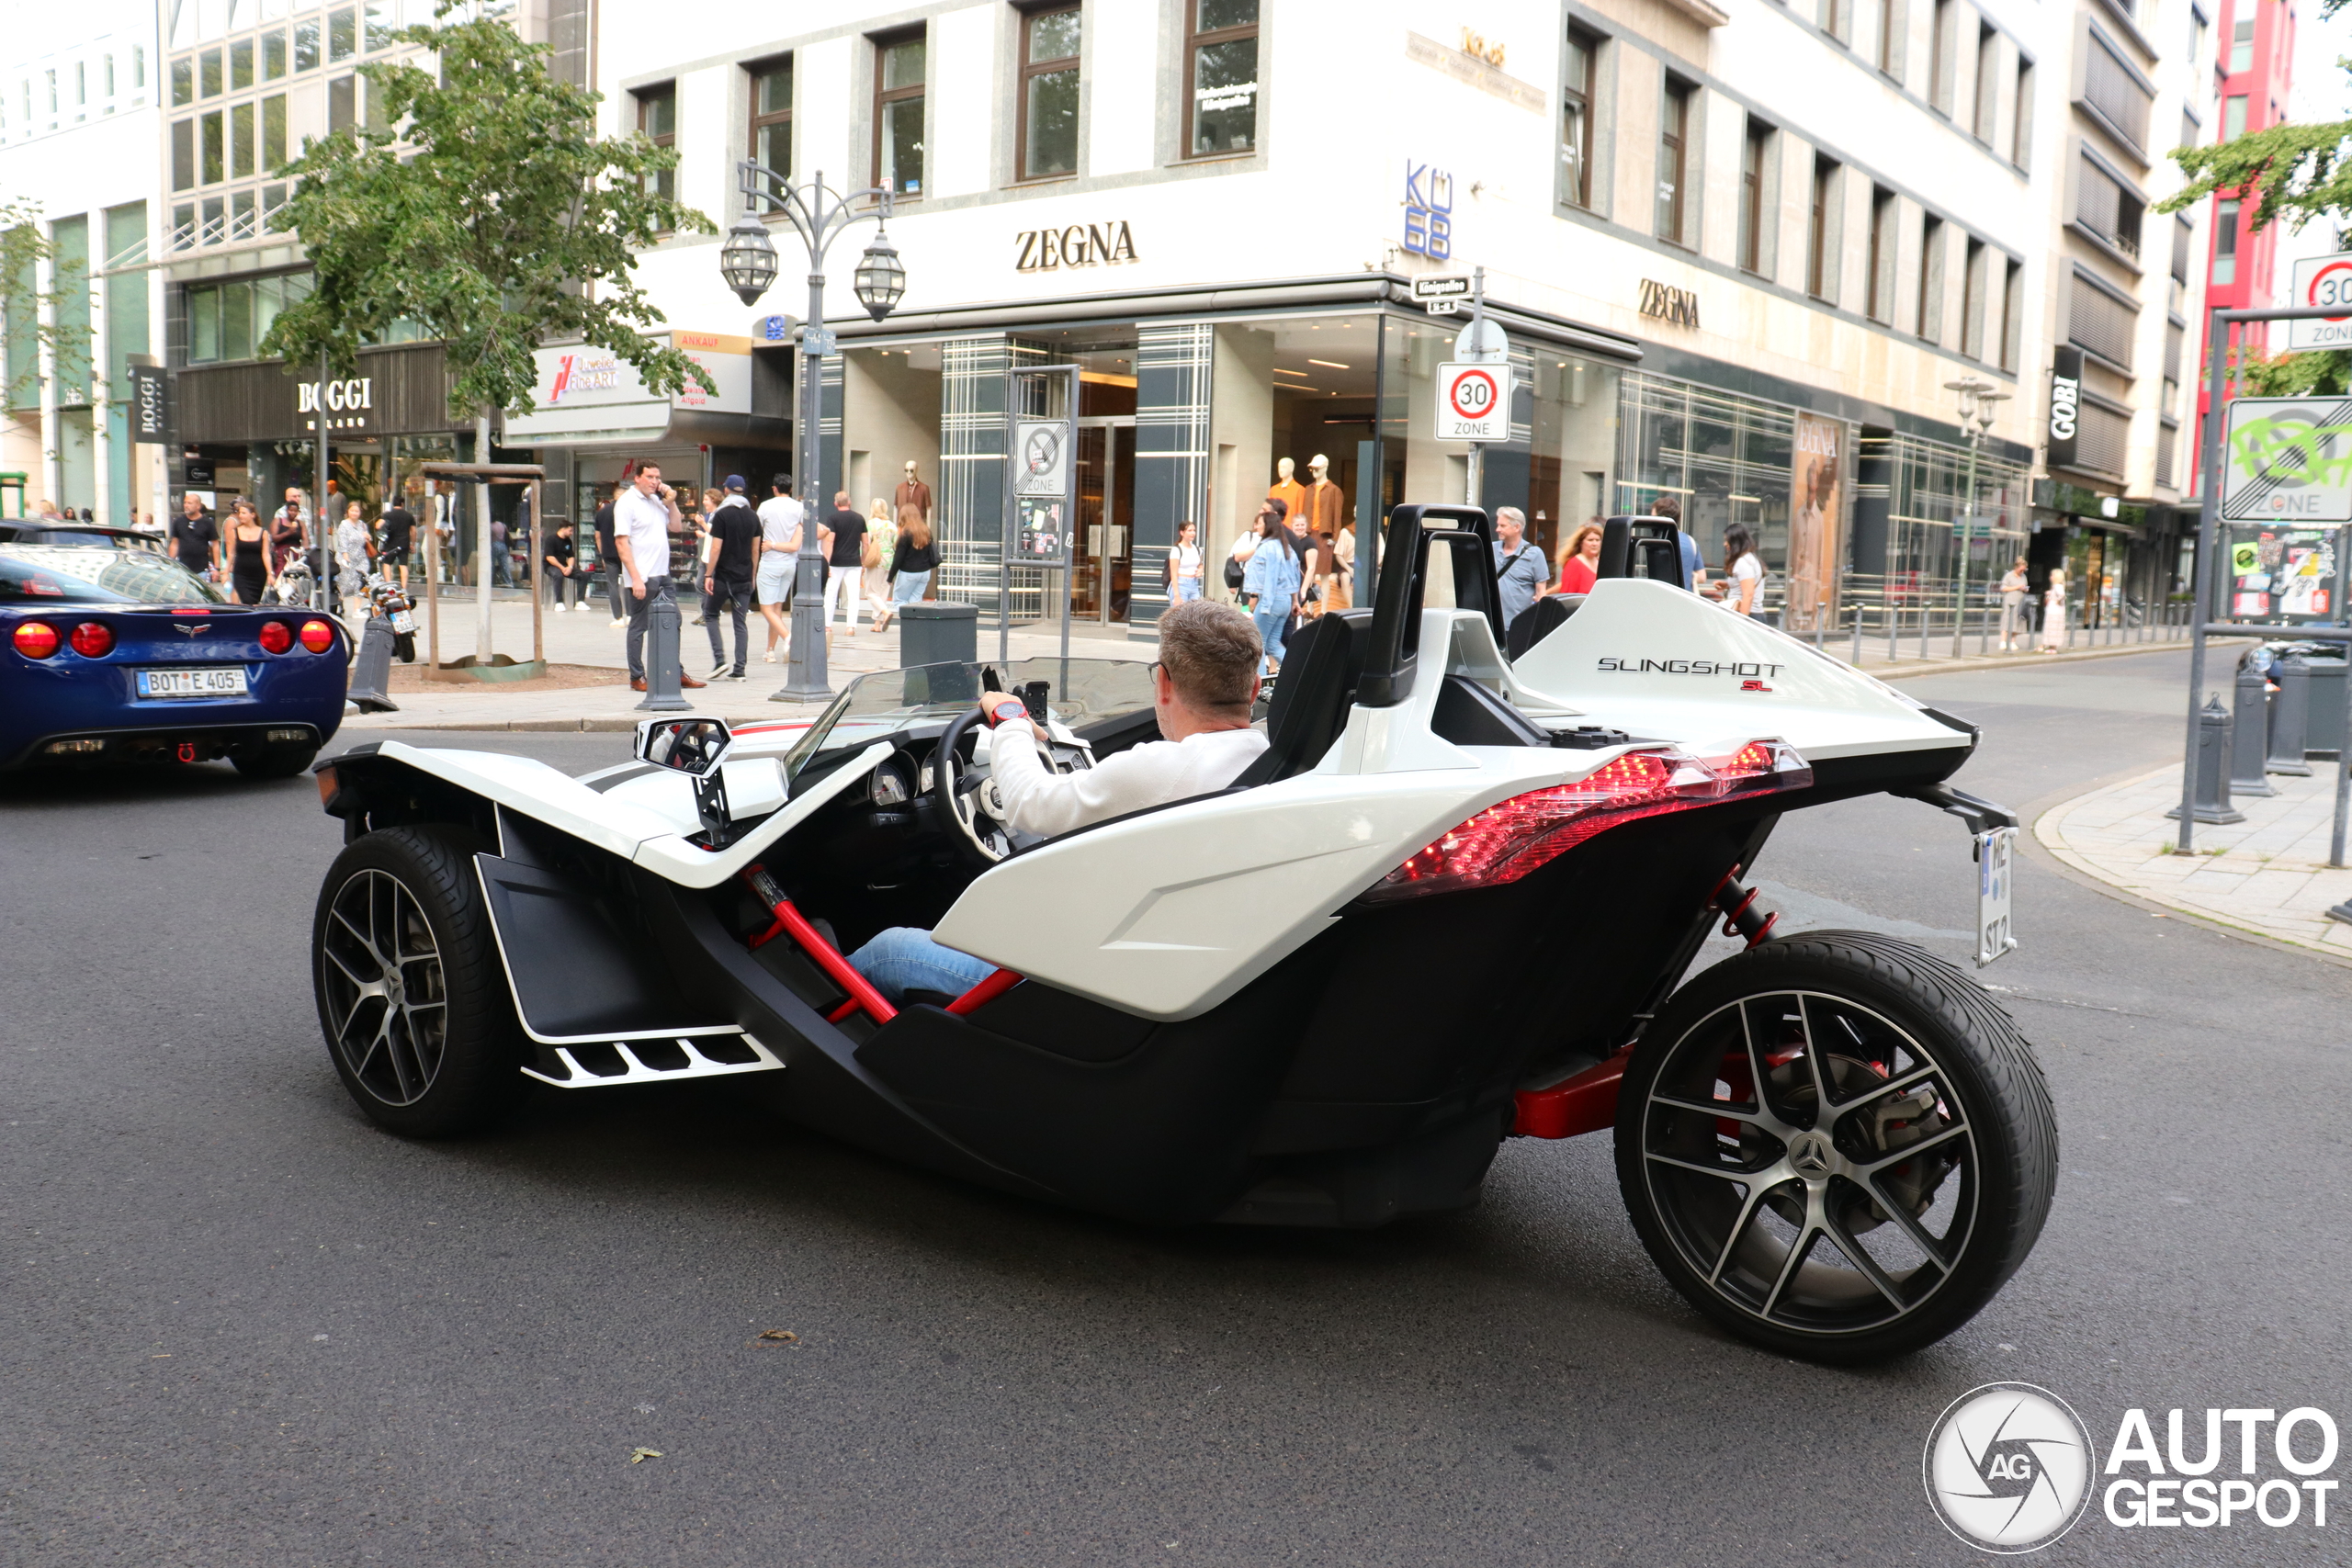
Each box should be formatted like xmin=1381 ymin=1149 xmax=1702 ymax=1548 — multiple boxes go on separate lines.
xmin=1917 ymin=215 xmax=1943 ymax=344
xmin=2011 ymin=57 xmax=2032 ymax=169
xmin=1656 ymin=76 xmax=1692 ymax=246
xmin=874 ymin=32 xmax=924 ymax=196
xmin=1185 ymin=1 xmax=1260 ymax=158
xmin=1019 ymin=6 xmax=1081 ymax=182
xmin=2000 ymin=257 xmax=2022 ymax=370
xmin=2213 ymin=197 xmax=2239 ymax=285
xmin=1878 ymin=0 xmax=1902 ymax=76
xmin=1809 ymin=156 xmax=1838 ymax=299
xmin=1739 ymin=118 xmax=1770 ymax=275
xmin=1561 ymin=27 xmax=1597 ymax=209
xmin=1866 ymin=185 xmax=1894 ymax=322
xmin=1973 ymin=24 xmax=1997 ymax=141
xmin=750 ymin=58 xmax=792 ymax=198
xmin=1928 ymin=0 xmax=1951 ymax=113
xmin=1962 ymin=236 xmax=1985 ymax=358
xmin=638 ymin=84 xmax=676 ymax=206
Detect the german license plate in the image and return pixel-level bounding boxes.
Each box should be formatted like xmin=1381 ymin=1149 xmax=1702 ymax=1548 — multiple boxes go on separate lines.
xmin=1974 ymin=827 xmax=2017 ymax=966
xmin=137 ymin=666 xmax=249 ymax=699
xmin=390 ymin=610 xmax=416 ymax=634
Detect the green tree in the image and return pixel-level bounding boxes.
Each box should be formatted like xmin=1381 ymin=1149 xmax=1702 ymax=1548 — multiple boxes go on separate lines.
xmin=256 ymin=5 xmax=716 ymax=423
xmin=0 ymin=197 xmax=93 ymax=415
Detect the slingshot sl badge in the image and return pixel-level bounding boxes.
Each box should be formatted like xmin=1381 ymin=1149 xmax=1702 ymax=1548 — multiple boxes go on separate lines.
xmin=1924 ymin=1383 xmax=2096 ymax=1553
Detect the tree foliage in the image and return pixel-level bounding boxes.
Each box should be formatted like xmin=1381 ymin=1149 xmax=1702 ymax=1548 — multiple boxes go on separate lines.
xmin=2231 ymin=344 xmax=2352 ymax=397
xmin=0 ymin=197 xmax=92 ymax=409
xmin=2157 ymin=74 xmax=2352 ymax=234
xmin=256 ymin=5 xmax=715 ymax=423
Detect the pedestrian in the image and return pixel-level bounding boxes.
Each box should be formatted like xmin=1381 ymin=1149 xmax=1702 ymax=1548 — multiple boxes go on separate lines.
xmin=1240 ymin=501 xmax=1300 ymax=675
xmin=543 ymin=518 xmax=581 ymax=611
xmin=862 ymin=500 xmax=898 ymax=626
xmin=882 ymin=508 xmax=938 ymax=627
xmin=1722 ymin=522 xmax=1766 ymax=616
xmin=1649 ymin=495 xmax=1705 ymax=592
xmin=824 ymin=490 xmax=868 ymax=635
xmin=487 ymin=509 xmax=513 ymax=588
xmin=336 ymin=501 xmax=376 ymax=621
xmin=170 ymin=491 xmax=220 ymax=583
xmin=1165 ymin=520 xmax=1204 ymax=603
xmin=35 ymin=496 xmax=62 ymax=521
xmin=755 ymin=474 xmax=804 ymax=663
xmin=268 ymin=487 xmax=308 ymax=575
xmin=2040 ymin=568 xmax=2067 ymax=653
xmin=227 ymin=499 xmax=274 ymax=605
xmin=616 ymin=461 xmax=707 ymax=694
xmin=379 ymin=491 xmax=415 ymax=595
xmin=1330 ymin=518 xmax=1356 ymax=609
xmin=1557 ymin=520 xmax=1604 ymax=594
xmin=1997 ymin=558 xmax=2030 ymax=651
xmin=699 ymin=478 xmax=760 ymax=681
xmin=594 ymin=485 xmax=625 ymax=626
xmin=1491 ymin=508 xmax=1549 ymax=630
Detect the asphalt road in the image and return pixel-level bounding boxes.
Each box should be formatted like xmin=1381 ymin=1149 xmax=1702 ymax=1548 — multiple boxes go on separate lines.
xmin=6 ymin=649 xmax=2347 ymax=1566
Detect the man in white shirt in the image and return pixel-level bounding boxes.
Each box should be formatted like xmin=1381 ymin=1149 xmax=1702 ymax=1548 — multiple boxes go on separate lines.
xmin=845 ymin=599 xmax=1270 ymax=1003
xmin=615 ymin=461 xmax=707 ymax=692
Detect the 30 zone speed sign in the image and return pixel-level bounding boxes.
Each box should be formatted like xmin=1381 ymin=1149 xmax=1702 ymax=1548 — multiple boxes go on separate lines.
xmin=1436 ymin=361 xmax=1511 ymax=442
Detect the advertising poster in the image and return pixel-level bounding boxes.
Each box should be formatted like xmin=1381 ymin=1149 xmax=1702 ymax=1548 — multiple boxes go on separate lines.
xmin=2218 ymin=524 xmax=2340 ymax=622
xmin=1015 ymin=498 xmax=1068 ymax=567
xmin=1785 ymin=412 xmax=1842 ymax=632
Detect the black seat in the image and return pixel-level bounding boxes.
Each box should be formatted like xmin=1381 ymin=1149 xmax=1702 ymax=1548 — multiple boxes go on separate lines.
xmin=1504 ymin=593 xmax=1579 ymax=660
xmin=1232 ymin=610 xmax=1370 ymax=786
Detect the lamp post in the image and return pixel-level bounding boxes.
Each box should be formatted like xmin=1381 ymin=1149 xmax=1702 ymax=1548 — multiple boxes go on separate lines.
xmin=718 ymin=163 xmax=905 ymax=701
xmin=1943 ymin=378 xmax=2008 ymax=659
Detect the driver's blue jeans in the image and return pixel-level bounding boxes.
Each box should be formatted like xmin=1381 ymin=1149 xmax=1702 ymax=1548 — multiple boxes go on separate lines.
xmin=848 ymin=926 xmax=994 ymax=1004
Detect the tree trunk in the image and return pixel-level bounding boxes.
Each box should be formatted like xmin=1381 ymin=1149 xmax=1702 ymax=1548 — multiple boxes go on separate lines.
xmin=475 ymin=410 xmax=494 ymax=662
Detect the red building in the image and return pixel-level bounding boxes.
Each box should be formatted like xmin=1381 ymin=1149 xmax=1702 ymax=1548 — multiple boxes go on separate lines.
xmin=2196 ymin=0 xmax=2299 ymax=469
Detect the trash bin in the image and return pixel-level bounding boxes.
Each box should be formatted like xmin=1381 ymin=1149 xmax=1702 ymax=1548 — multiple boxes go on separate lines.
xmin=898 ymin=601 xmax=978 ymax=669
xmin=2306 ymin=649 xmax=2346 ymax=760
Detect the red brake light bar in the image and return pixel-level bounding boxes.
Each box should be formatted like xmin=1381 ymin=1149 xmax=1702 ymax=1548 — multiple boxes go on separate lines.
xmin=1363 ymin=741 xmax=1812 ymax=904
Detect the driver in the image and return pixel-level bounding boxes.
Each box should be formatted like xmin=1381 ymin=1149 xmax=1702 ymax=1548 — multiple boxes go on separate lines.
xmin=846 ymin=598 xmax=1268 ymax=1003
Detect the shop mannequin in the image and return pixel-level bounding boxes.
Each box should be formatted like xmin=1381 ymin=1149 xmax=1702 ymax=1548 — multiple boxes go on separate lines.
xmin=1266 ymin=457 xmax=1306 ymax=536
xmin=1303 ymin=454 xmax=1345 ymax=541
xmin=895 ymin=460 xmax=933 ymax=529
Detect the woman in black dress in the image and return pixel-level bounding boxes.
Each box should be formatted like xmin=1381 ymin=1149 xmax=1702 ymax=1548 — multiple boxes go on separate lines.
xmin=227 ymin=500 xmax=274 ymax=605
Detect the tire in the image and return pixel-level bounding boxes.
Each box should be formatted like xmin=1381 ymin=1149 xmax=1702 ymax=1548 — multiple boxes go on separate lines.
xmin=394 ymin=631 xmax=415 ymax=663
xmin=1614 ymin=931 xmax=2056 ymax=1364
xmin=311 ymin=825 xmax=526 ymax=1137
xmin=234 ymin=746 xmax=319 ymax=780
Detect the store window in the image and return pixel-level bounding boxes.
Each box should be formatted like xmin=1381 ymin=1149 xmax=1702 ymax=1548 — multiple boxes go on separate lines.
xmin=749 ymin=58 xmax=791 ymax=195
xmin=1656 ymin=76 xmax=1693 ymax=246
xmin=1184 ymin=0 xmax=1259 ymax=158
xmin=1561 ymin=27 xmax=1598 ymax=209
xmin=1019 ymin=6 xmax=1080 ymax=181
xmin=1617 ymin=374 xmax=1796 ymax=588
xmin=638 ymin=84 xmax=676 ymax=204
xmin=874 ymin=31 xmax=924 ymax=197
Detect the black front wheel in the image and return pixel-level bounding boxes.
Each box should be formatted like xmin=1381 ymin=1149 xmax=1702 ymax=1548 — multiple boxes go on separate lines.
xmin=394 ymin=631 xmax=416 ymax=662
xmin=311 ymin=825 xmax=525 ymax=1137
xmin=1615 ymin=931 xmax=2057 ymax=1364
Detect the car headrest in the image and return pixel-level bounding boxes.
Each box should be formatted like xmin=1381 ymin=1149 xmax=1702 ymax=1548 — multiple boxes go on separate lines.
xmin=1505 ymin=593 xmax=1580 ymax=660
xmin=1232 ymin=609 xmax=1371 ymax=788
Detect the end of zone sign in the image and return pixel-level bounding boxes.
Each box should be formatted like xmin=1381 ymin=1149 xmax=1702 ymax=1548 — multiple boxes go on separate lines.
xmin=1436 ymin=361 xmax=1511 ymax=441
xmin=2288 ymin=253 xmax=2352 ymax=351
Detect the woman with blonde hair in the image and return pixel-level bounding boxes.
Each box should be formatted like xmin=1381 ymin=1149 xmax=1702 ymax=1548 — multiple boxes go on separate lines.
xmin=2040 ymin=568 xmax=2067 ymax=652
xmin=1556 ymin=521 xmax=1605 ymax=594
xmin=863 ymin=498 xmax=898 ymax=625
xmin=876 ymin=506 xmax=936 ymax=631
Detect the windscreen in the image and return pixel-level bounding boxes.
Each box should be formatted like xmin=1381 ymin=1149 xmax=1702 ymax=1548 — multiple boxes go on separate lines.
xmin=0 ymin=545 xmax=226 ymax=605
xmin=782 ymin=657 xmax=1155 ymax=781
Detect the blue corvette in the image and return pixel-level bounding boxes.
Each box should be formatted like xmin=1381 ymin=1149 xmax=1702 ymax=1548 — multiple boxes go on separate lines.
xmin=2 ymin=536 xmax=348 ymax=777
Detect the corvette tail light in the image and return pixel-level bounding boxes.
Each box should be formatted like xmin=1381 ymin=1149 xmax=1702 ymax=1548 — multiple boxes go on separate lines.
xmin=69 ymin=621 xmax=115 ymax=658
xmin=1363 ymin=741 xmax=1812 ymax=904
xmin=299 ymin=619 xmax=335 ymax=653
xmin=14 ymin=621 xmax=61 ymax=659
xmin=259 ymin=621 xmax=294 ymax=654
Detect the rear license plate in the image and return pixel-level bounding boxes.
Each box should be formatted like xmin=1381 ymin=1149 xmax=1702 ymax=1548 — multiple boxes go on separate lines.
xmin=138 ymin=666 xmax=249 ymax=699
xmin=390 ymin=610 xmax=416 ymax=634
xmin=1974 ymin=827 xmax=2017 ymax=966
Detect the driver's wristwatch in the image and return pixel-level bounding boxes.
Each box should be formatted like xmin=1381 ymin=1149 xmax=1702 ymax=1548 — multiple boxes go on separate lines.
xmin=985 ymin=698 xmax=1030 ymax=728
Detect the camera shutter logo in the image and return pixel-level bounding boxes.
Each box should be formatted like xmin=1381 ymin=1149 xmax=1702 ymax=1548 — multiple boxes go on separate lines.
xmin=1923 ymin=1382 xmax=2097 ymax=1552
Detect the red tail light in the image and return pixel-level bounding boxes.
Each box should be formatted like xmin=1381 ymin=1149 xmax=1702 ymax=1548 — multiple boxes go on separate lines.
xmin=259 ymin=621 xmax=294 ymax=654
xmin=14 ymin=621 xmax=61 ymax=659
xmin=1363 ymin=741 xmax=1812 ymax=904
xmin=69 ymin=621 xmax=115 ymax=658
xmin=299 ymin=619 xmax=335 ymax=653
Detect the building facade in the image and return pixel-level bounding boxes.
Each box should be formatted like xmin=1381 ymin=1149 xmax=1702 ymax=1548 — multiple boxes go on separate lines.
xmin=2192 ymin=0 xmax=2294 ymax=469
xmin=1 ymin=0 xmax=164 ymax=522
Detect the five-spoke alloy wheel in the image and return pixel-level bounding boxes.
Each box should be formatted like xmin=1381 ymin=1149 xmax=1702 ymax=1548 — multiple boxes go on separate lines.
xmin=1615 ymin=931 xmax=2057 ymax=1363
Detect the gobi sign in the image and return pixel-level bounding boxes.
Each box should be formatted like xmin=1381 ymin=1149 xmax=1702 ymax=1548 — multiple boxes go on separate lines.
xmin=2286 ymin=253 xmax=2352 ymax=351
xmin=1435 ymin=362 xmax=1510 ymax=442
xmin=2222 ymin=396 xmax=2352 ymax=524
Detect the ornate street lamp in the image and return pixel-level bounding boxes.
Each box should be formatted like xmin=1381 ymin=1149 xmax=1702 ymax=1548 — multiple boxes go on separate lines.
xmin=719 ymin=164 xmax=900 ymax=701
xmin=1945 ymin=378 xmax=2010 ymax=657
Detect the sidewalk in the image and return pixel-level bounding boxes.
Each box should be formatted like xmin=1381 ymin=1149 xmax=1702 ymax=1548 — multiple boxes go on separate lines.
xmin=2036 ymin=762 xmax=2352 ymax=960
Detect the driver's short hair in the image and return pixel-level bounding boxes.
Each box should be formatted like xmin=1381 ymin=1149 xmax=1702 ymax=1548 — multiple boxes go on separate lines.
xmin=1157 ymin=599 xmax=1261 ymax=710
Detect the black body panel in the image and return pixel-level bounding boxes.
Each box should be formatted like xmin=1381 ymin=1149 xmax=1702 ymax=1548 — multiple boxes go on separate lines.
xmin=474 ymin=852 xmax=729 ymax=1041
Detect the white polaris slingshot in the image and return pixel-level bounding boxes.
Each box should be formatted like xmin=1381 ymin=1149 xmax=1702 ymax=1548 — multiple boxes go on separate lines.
xmin=309 ymin=506 xmax=2055 ymax=1363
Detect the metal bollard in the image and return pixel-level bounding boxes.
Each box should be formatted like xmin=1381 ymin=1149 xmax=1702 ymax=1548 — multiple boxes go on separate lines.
xmin=2230 ymin=657 xmax=2276 ymax=797
xmin=1887 ymin=603 xmax=1898 ymax=662
xmin=2267 ymin=651 xmax=2313 ymax=776
xmin=637 ymin=587 xmax=692 ymax=712
xmin=346 ymin=615 xmax=401 ymax=714
xmin=1850 ymin=604 xmax=1863 ymax=667
xmin=2166 ymin=695 xmax=2246 ymax=825
xmin=1978 ymin=602 xmax=1991 ymax=659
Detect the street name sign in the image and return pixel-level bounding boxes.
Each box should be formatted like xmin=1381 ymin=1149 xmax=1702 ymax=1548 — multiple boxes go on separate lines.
xmin=1413 ymin=275 xmax=1471 ymax=315
xmin=2287 ymin=253 xmax=2352 ymax=351
xmin=1435 ymin=362 xmax=1510 ymax=442
xmin=2221 ymin=395 xmax=2352 ymax=524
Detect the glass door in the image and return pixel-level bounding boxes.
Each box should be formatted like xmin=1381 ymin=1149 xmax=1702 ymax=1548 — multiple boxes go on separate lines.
xmin=1072 ymin=416 xmax=1136 ymax=623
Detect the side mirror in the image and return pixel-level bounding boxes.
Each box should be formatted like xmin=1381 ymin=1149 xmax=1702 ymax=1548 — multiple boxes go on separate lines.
xmin=636 ymin=716 xmax=734 ymax=776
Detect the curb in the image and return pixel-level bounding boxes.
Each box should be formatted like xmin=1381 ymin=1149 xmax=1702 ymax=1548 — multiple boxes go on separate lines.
xmin=379 ymin=712 xmax=824 ymax=733
xmin=1848 ymin=637 xmax=2194 ymax=682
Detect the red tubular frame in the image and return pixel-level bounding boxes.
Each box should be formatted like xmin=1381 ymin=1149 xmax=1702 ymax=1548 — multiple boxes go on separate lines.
xmin=944 ymin=967 xmax=1024 ymax=1015
xmin=1512 ymin=1047 xmax=1634 ymax=1139
xmin=742 ymin=867 xmax=898 ymax=1025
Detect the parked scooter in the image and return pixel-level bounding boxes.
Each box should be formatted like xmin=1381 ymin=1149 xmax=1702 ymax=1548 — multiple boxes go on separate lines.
xmin=363 ymin=572 xmax=419 ymax=663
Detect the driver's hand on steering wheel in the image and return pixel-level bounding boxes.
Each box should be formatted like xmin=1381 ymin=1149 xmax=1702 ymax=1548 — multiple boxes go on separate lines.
xmin=979 ymin=691 xmax=1033 ymax=730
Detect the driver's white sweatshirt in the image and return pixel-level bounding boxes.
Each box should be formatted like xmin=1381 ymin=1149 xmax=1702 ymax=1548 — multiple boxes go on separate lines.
xmin=987 ymin=721 xmax=1267 ymax=840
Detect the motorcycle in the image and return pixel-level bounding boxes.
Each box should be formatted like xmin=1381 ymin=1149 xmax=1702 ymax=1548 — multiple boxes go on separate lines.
xmin=363 ymin=571 xmax=419 ymax=663
xmin=305 ymin=506 xmax=2054 ymax=1364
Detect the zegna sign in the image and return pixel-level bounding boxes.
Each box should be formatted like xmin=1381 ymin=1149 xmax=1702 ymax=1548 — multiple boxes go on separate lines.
xmin=298 ymin=376 xmax=375 ymax=433
xmin=1014 ymin=220 xmax=1139 ymax=273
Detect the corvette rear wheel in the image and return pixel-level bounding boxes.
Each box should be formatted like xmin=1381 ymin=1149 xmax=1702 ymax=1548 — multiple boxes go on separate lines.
xmin=311 ymin=826 xmax=524 ymax=1137
xmin=1614 ymin=931 xmax=2056 ymax=1364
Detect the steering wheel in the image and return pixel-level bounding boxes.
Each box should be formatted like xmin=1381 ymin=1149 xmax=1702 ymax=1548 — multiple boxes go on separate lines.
xmin=932 ymin=705 xmax=1013 ymax=864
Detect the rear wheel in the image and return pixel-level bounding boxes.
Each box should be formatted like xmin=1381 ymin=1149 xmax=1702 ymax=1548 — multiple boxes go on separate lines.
xmin=394 ymin=631 xmax=416 ymax=662
xmin=1614 ymin=931 xmax=2056 ymax=1363
xmin=311 ymin=825 xmax=525 ymax=1136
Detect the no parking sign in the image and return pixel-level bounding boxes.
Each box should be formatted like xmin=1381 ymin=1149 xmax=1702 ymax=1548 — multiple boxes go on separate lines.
xmin=1435 ymin=362 xmax=1511 ymax=442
